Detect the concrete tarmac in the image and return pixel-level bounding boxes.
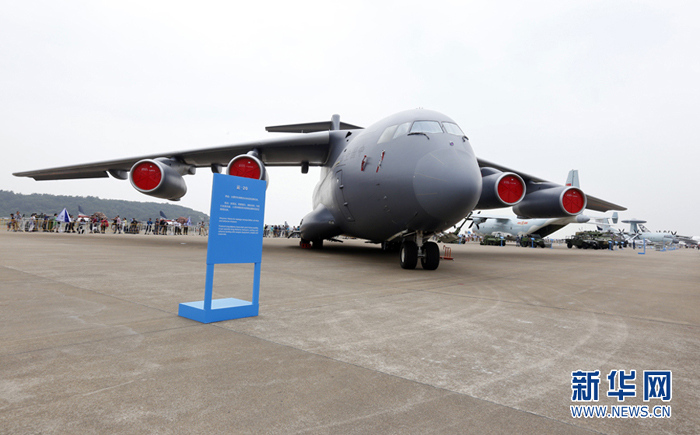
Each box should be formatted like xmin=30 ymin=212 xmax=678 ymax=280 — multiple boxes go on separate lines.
xmin=1 ymin=232 xmax=698 ymax=434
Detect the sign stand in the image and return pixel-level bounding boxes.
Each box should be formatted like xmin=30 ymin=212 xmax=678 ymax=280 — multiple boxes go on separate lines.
xmin=638 ymin=239 xmax=646 ymax=255
xmin=179 ymin=173 xmax=266 ymax=323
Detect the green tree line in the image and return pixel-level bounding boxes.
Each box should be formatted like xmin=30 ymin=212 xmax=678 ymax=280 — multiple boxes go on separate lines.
xmin=1 ymin=190 xmax=208 ymax=223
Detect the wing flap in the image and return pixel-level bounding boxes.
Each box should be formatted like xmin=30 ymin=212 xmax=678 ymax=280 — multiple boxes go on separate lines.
xmin=27 ymin=170 xmax=111 ymax=181
xmin=585 ymin=194 xmax=626 ymax=213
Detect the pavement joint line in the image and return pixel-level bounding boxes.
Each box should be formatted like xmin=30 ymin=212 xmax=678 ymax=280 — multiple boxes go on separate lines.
xmin=204 ymin=321 xmax=607 ymax=435
xmin=0 ymin=264 xmax=183 ymax=318
xmin=0 ymin=324 xmax=198 ymax=358
xmin=8 ymin=259 xmax=696 ymax=333
xmin=262 ymin=290 xmax=416 ymax=314
xmin=418 ymin=288 xmax=700 ymax=329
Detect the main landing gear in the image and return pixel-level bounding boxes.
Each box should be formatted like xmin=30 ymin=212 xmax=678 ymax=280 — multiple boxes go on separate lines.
xmin=400 ymin=233 xmax=440 ymax=270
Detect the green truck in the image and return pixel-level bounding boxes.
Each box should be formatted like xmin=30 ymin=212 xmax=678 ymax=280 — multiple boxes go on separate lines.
xmin=566 ymin=231 xmax=627 ymax=250
xmin=519 ymin=234 xmax=551 ymax=248
xmin=480 ymin=235 xmax=506 ymax=246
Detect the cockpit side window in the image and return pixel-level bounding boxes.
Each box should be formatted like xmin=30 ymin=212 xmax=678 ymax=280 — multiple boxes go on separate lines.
xmin=442 ymin=122 xmax=465 ymax=136
xmin=378 ymin=125 xmax=398 ymax=144
xmin=410 ymin=121 xmax=444 ymax=134
xmin=392 ymin=122 xmax=411 ymax=139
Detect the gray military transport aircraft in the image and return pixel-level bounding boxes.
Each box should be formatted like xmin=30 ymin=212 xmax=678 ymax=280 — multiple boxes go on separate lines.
xmin=14 ymin=109 xmax=625 ymax=270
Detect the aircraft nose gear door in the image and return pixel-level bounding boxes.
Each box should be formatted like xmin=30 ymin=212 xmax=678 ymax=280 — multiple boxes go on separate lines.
xmin=334 ymin=170 xmax=355 ymax=222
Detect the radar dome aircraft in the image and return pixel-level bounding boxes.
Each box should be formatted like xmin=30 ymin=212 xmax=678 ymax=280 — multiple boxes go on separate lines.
xmin=14 ymin=109 xmax=625 ymax=270
xmin=621 ymin=219 xmax=678 ymax=247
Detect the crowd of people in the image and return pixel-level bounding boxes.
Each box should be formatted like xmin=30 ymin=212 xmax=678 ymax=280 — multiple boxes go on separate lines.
xmin=5 ymin=211 xmax=305 ymax=239
xmin=4 ymin=211 xmax=209 ymax=236
xmin=264 ymin=224 xmax=300 ymax=238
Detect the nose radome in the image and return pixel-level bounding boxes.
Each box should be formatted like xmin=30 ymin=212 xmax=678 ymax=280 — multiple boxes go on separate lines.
xmin=413 ymin=147 xmax=482 ymax=223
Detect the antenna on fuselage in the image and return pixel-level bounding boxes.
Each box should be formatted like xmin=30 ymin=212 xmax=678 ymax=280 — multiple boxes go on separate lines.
xmin=330 ymin=114 xmax=340 ymax=131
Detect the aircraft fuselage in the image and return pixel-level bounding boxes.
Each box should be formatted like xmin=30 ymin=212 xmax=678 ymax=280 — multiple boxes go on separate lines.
xmin=302 ymin=109 xmax=482 ymax=243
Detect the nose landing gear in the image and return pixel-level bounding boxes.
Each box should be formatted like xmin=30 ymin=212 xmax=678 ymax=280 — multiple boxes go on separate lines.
xmin=399 ymin=232 xmax=441 ymax=270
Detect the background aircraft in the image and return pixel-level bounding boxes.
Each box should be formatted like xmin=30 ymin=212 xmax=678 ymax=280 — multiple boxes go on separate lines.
xmin=620 ymin=219 xmax=678 ymax=247
xmin=14 ymin=109 xmax=625 ymax=270
xmin=77 ymin=206 xmax=90 ymax=224
xmin=674 ymin=234 xmax=700 ymax=248
xmin=588 ymin=212 xmax=619 ymax=232
xmin=469 ymin=213 xmax=590 ymax=239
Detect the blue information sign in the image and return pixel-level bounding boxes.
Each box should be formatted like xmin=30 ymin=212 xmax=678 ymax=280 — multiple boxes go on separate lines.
xmin=178 ymin=173 xmax=266 ymax=323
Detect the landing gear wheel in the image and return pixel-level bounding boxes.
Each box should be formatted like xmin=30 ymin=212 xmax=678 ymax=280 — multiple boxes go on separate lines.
xmin=300 ymin=239 xmax=312 ymax=249
xmin=311 ymin=239 xmax=324 ymax=249
xmin=400 ymin=241 xmax=418 ymax=269
xmin=420 ymin=242 xmax=440 ymax=270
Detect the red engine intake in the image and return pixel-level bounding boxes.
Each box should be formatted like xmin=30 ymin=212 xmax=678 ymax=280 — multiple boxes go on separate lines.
xmin=226 ymin=153 xmax=268 ymax=185
xmin=475 ymin=170 xmax=526 ymax=209
xmin=129 ymin=158 xmax=190 ymax=201
xmin=513 ymin=186 xmax=587 ymax=218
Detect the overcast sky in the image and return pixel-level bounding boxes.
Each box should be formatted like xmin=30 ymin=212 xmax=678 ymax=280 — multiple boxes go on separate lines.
xmin=2 ymin=1 xmax=699 ymax=236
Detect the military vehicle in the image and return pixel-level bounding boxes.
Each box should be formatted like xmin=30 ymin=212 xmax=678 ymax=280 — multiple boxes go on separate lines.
xmin=566 ymin=231 xmax=626 ymax=250
xmin=480 ymin=235 xmax=506 ymax=246
xmin=519 ymin=234 xmax=551 ymax=248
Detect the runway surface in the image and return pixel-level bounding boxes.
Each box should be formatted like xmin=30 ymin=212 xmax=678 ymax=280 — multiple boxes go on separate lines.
xmin=1 ymin=232 xmax=698 ymax=434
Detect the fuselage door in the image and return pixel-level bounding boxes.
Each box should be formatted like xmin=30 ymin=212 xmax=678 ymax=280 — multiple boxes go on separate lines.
xmin=334 ymin=170 xmax=355 ymax=222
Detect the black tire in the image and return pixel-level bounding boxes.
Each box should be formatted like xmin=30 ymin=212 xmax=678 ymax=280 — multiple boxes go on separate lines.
xmin=400 ymin=241 xmax=418 ymax=269
xmin=311 ymin=239 xmax=324 ymax=249
xmin=420 ymin=242 xmax=440 ymax=270
xmin=567 ymin=242 xmax=572 ymax=249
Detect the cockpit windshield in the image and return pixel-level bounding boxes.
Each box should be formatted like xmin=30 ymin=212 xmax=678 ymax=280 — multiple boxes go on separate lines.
xmin=377 ymin=120 xmax=465 ymax=144
xmin=442 ymin=122 xmax=464 ymax=136
xmin=409 ymin=121 xmax=443 ymax=134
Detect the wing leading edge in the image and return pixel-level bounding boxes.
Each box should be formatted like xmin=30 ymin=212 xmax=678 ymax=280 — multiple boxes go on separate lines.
xmin=14 ymin=132 xmax=332 ymax=181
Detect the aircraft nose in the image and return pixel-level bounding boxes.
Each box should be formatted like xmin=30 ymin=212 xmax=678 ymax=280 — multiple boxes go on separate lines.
xmin=413 ymin=146 xmax=481 ymax=224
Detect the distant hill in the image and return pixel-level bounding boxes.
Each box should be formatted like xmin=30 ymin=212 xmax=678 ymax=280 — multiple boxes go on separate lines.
xmin=0 ymin=190 xmax=208 ymax=223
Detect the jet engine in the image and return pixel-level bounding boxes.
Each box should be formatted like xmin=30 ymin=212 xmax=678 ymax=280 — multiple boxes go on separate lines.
xmin=226 ymin=152 xmax=269 ymax=185
xmin=475 ymin=168 xmax=526 ymax=209
xmin=512 ymin=185 xmax=587 ymax=218
xmin=129 ymin=158 xmax=195 ymax=201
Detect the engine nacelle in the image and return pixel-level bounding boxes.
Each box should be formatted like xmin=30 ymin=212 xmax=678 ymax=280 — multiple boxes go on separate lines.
xmin=512 ymin=185 xmax=587 ymax=218
xmin=129 ymin=158 xmax=192 ymax=201
xmin=475 ymin=169 xmax=526 ymax=209
xmin=226 ymin=153 xmax=269 ymax=186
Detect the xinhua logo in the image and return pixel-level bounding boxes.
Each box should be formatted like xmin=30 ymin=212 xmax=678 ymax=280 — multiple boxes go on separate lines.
xmin=570 ymin=369 xmax=672 ymax=419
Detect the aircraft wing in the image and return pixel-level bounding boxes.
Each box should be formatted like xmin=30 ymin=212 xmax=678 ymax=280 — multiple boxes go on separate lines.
xmin=14 ymin=132 xmax=332 ymax=181
xmin=470 ymin=213 xmax=512 ymax=223
xmin=476 ymin=158 xmax=626 ymax=212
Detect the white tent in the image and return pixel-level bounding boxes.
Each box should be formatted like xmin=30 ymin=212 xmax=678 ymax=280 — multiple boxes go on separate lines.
xmin=57 ymin=208 xmax=70 ymax=223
